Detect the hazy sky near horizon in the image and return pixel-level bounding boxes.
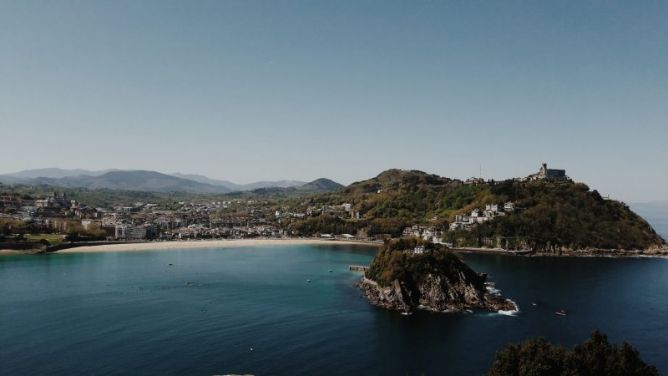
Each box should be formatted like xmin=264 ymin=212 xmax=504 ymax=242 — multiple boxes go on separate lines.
xmin=1 ymin=1 xmax=667 ymax=201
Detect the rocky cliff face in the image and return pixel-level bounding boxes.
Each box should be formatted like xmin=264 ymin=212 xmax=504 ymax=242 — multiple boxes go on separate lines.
xmin=357 ymin=274 xmax=516 ymax=315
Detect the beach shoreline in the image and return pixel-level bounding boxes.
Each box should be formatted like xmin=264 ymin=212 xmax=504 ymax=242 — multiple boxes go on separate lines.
xmin=2 ymin=238 xmax=665 ymax=258
xmin=0 ymin=249 xmax=25 ymax=255
xmin=29 ymin=238 xmax=383 ymax=254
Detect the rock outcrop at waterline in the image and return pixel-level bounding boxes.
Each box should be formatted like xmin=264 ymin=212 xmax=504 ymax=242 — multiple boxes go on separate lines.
xmin=357 ymin=276 xmax=517 ymax=314
xmin=358 ymin=238 xmax=517 ymax=314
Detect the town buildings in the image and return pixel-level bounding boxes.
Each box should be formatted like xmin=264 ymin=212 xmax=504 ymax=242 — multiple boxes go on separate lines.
xmin=448 ymin=202 xmax=516 ymax=231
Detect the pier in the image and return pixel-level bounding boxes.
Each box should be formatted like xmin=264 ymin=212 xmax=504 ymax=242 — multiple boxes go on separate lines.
xmin=349 ymin=264 xmax=369 ymax=272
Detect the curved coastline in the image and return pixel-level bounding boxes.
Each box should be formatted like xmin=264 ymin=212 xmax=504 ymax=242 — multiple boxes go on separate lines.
xmin=2 ymin=239 xmax=666 ymax=257
xmin=44 ymin=238 xmax=382 ymax=254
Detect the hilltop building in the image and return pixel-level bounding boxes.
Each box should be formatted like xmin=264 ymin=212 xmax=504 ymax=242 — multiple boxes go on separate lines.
xmin=527 ymin=163 xmax=569 ymax=181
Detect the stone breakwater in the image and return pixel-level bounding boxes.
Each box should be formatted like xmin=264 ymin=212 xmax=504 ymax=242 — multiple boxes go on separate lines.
xmin=357 ymin=275 xmax=517 ymax=315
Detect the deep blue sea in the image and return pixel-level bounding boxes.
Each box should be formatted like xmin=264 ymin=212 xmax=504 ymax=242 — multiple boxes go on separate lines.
xmin=1 ymin=208 xmax=667 ymax=375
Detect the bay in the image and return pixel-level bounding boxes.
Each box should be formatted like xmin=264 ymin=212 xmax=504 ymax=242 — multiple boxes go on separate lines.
xmin=1 ymin=206 xmax=667 ymax=375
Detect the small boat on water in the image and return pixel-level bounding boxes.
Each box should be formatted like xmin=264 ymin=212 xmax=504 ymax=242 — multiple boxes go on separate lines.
xmin=306 ymin=279 xmax=311 ymax=283
xmin=555 ymin=309 xmax=567 ymax=316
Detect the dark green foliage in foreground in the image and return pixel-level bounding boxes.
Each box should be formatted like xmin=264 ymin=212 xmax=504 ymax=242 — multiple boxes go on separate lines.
xmin=488 ymin=331 xmax=659 ymax=376
xmin=365 ymin=238 xmax=483 ymax=288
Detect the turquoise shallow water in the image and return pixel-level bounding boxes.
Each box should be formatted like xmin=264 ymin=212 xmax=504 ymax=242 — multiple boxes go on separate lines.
xmin=2 ymin=243 xmax=668 ymax=375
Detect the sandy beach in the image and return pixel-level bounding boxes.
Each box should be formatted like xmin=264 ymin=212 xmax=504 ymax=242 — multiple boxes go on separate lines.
xmin=0 ymin=249 xmax=25 ymax=255
xmin=47 ymin=238 xmax=381 ymax=254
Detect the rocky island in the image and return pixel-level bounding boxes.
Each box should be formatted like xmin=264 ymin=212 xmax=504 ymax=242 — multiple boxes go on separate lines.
xmin=358 ymin=238 xmax=517 ymax=314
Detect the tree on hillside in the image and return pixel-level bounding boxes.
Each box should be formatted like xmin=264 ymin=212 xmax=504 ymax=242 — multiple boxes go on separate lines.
xmin=488 ymin=331 xmax=658 ymax=376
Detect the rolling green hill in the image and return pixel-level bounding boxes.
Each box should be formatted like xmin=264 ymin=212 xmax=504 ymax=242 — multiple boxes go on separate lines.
xmin=295 ymin=169 xmax=666 ymax=252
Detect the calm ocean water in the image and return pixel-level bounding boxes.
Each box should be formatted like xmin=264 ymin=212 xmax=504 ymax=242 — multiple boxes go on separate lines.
xmin=1 ymin=209 xmax=667 ymax=375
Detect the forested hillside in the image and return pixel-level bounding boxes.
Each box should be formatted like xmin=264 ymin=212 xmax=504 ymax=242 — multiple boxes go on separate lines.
xmin=290 ymin=169 xmax=666 ymax=252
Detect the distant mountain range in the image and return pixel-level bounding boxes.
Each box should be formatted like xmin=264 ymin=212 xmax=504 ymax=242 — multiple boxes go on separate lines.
xmin=240 ymin=178 xmax=344 ymax=196
xmin=170 ymin=173 xmax=306 ymax=191
xmin=2 ymin=168 xmax=118 ymax=179
xmin=0 ymin=168 xmax=342 ymax=194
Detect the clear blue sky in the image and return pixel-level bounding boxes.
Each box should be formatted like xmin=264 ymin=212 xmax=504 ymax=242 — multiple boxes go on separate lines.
xmin=1 ymin=1 xmax=666 ymax=201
